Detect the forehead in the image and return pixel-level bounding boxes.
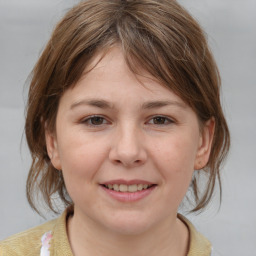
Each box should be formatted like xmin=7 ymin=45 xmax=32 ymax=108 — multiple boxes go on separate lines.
xmin=60 ymin=46 xmax=189 ymax=111
xmin=73 ymin=46 xmax=173 ymax=96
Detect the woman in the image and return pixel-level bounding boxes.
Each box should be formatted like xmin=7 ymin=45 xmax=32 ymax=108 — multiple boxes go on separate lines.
xmin=0 ymin=1 xmax=230 ymax=255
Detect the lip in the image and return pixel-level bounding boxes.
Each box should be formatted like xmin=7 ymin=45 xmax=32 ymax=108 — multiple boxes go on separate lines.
xmin=100 ymin=179 xmax=157 ymax=202
xmin=101 ymin=179 xmax=154 ymax=185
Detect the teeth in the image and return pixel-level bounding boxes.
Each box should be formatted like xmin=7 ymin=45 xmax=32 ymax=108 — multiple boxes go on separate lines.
xmin=137 ymin=184 xmax=143 ymax=191
xmin=113 ymin=184 xmax=119 ymax=191
xmin=105 ymin=184 xmax=152 ymax=192
xmin=128 ymin=184 xmax=137 ymax=192
xmin=119 ymin=184 xmax=128 ymax=192
xmin=107 ymin=184 xmax=113 ymax=189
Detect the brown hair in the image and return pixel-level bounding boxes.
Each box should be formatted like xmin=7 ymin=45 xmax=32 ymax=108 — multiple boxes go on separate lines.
xmin=25 ymin=0 xmax=230 ymax=214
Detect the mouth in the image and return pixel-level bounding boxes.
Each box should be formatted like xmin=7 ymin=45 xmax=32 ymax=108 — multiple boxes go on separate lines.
xmin=100 ymin=180 xmax=157 ymax=202
xmin=101 ymin=183 xmax=156 ymax=192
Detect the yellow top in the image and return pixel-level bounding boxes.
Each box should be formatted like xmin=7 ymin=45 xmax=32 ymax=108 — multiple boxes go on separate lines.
xmin=0 ymin=209 xmax=212 ymax=256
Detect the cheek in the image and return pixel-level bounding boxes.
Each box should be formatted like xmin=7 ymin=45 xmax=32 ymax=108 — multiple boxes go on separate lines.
xmin=152 ymin=135 xmax=198 ymax=173
xmin=58 ymin=136 xmax=110 ymax=204
xmin=150 ymin=134 xmax=199 ymax=196
xmin=57 ymin=133 xmax=109 ymax=182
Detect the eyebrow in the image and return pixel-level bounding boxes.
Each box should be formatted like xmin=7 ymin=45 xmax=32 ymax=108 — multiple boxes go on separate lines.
xmin=141 ymin=100 xmax=187 ymax=109
xmin=70 ymin=99 xmax=113 ymax=110
xmin=70 ymin=99 xmax=186 ymax=110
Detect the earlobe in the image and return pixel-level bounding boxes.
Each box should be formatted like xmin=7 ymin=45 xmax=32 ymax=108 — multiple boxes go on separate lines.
xmin=45 ymin=130 xmax=62 ymax=170
xmin=194 ymin=118 xmax=215 ymax=170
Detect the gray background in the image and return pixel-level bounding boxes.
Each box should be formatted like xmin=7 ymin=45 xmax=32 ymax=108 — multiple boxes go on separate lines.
xmin=0 ymin=0 xmax=255 ymax=255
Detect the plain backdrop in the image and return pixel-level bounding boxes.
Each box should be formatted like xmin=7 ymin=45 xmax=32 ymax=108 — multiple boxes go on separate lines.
xmin=0 ymin=1 xmax=256 ymax=255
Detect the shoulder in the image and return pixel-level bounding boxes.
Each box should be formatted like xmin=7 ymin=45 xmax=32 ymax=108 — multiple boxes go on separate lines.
xmin=178 ymin=214 xmax=212 ymax=256
xmin=0 ymin=219 xmax=57 ymax=256
xmin=0 ymin=208 xmax=73 ymax=256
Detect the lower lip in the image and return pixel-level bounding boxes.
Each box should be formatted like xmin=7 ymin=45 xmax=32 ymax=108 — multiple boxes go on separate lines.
xmin=101 ymin=185 xmax=156 ymax=202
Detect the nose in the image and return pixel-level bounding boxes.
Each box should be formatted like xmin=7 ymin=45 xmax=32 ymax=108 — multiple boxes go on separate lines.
xmin=109 ymin=124 xmax=147 ymax=167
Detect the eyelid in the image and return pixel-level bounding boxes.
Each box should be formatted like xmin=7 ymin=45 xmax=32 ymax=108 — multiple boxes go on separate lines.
xmin=80 ymin=115 xmax=110 ymax=126
xmin=146 ymin=115 xmax=175 ymax=125
xmin=79 ymin=114 xmax=175 ymax=127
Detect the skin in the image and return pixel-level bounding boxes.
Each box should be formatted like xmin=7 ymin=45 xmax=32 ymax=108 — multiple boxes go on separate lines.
xmin=46 ymin=46 xmax=215 ymax=256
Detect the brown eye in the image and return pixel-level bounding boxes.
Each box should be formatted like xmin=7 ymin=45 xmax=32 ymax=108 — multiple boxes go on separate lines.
xmin=148 ymin=116 xmax=174 ymax=125
xmin=154 ymin=117 xmax=168 ymax=124
xmin=90 ymin=116 xmax=104 ymax=125
xmin=82 ymin=116 xmax=108 ymax=126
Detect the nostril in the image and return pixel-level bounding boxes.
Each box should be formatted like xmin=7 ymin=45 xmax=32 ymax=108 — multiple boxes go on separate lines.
xmin=113 ymin=160 xmax=122 ymax=165
xmin=113 ymin=158 xmax=142 ymax=167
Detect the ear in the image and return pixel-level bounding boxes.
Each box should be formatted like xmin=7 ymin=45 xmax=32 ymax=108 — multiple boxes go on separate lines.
xmin=194 ymin=118 xmax=215 ymax=170
xmin=45 ymin=129 xmax=62 ymax=170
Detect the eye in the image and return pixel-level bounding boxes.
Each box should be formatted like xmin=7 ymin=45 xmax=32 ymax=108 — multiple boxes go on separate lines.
xmin=148 ymin=116 xmax=174 ymax=125
xmin=82 ymin=115 xmax=108 ymax=126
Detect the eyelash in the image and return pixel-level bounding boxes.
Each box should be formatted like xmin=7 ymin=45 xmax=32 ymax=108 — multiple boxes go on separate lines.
xmin=81 ymin=115 xmax=174 ymax=127
xmin=147 ymin=116 xmax=174 ymax=126
xmin=81 ymin=115 xmax=109 ymax=126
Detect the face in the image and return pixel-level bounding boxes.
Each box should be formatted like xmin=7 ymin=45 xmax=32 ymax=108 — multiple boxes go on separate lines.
xmin=46 ymin=47 xmax=214 ymax=235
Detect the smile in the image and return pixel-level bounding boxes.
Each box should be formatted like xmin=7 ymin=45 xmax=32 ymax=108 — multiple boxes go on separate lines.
xmin=100 ymin=180 xmax=157 ymax=202
xmin=102 ymin=184 xmax=154 ymax=192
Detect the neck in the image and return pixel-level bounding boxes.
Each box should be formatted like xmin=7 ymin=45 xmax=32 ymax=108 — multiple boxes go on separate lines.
xmin=67 ymin=210 xmax=189 ymax=256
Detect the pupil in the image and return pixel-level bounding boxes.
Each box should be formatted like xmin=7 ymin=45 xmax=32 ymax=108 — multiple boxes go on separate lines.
xmin=154 ymin=117 xmax=165 ymax=124
xmin=91 ymin=117 xmax=103 ymax=125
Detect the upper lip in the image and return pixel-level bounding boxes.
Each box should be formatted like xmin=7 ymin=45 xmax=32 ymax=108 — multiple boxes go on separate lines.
xmin=100 ymin=179 xmax=155 ymax=185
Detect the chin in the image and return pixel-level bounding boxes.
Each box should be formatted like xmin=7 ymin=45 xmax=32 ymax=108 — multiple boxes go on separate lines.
xmin=100 ymin=211 xmax=158 ymax=236
xmin=108 ymin=222 xmax=151 ymax=236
